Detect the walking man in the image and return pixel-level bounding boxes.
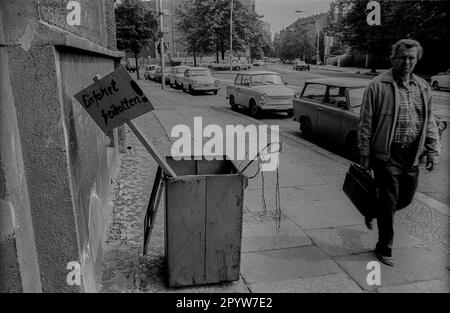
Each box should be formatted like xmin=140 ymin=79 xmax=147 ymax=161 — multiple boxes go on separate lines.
xmin=358 ymin=39 xmax=440 ymax=266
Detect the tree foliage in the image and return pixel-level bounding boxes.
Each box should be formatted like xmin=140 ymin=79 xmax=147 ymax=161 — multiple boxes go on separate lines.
xmin=115 ymin=0 xmax=158 ymax=78
xmin=329 ymin=0 xmax=450 ymax=72
xmin=177 ymin=0 xmax=263 ymax=62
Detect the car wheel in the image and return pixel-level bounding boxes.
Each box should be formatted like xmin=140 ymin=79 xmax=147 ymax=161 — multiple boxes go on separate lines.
xmin=249 ymin=101 xmax=260 ymax=118
xmin=299 ymin=117 xmax=312 ymax=139
xmin=229 ymin=95 xmax=238 ymax=111
xmin=189 ymin=85 xmax=195 ymax=95
xmin=432 ymin=81 xmax=440 ymax=91
xmin=213 ymin=90 xmax=218 ymax=95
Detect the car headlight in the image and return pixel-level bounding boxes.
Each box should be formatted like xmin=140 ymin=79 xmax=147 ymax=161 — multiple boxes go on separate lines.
xmin=215 ymin=80 xmax=220 ymax=86
xmin=438 ymin=120 xmax=447 ymax=132
xmin=260 ymin=93 xmax=267 ymax=104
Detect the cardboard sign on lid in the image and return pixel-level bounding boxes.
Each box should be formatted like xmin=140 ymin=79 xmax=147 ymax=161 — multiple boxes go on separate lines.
xmin=74 ymin=66 xmax=154 ymax=133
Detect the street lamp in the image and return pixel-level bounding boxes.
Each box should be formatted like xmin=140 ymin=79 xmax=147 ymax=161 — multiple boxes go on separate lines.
xmin=295 ymin=10 xmax=320 ymax=69
xmin=230 ymin=0 xmax=233 ymax=72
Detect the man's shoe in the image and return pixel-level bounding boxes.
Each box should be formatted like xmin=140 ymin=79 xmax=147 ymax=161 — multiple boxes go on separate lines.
xmin=375 ymin=250 xmax=394 ymax=266
xmin=365 ymin=217 xmax=373 ymax=230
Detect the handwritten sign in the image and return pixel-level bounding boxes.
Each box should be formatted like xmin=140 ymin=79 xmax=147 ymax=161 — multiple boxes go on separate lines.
xmin=74 ymin=66 xmax=154 ymax=133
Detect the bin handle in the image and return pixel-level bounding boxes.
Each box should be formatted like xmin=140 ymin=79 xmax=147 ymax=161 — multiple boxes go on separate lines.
xmin=238 ymin=141 xmax=282 ymax=179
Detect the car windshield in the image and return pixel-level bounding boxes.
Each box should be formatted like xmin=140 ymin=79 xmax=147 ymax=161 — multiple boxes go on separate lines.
xmin=252 ymin=74 xmax=283 ymax=85
xmin=191 ymin=70 xmax=211 ymax=76
xmin=348 ymin=88 xmax=366 ymax=107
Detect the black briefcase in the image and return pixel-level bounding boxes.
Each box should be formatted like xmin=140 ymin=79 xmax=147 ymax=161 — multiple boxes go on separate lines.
xmin=343 ymin=163 xmax=378 ymax=218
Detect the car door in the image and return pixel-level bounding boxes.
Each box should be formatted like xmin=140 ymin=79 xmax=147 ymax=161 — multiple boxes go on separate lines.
xmin=183 ymin=69 xmax=190 ymax=89
xmin=317 ymin=86 xmax=346 ymax=142
xmin=443 ymin=70 xmax=450 ymax=88
xmin=299 ymin=83 xmax=327 ymax=134
xmin=232 ymin=74 xmax=243 ymax=104
xmin=239 ymin=75 xmax=251 ymax=107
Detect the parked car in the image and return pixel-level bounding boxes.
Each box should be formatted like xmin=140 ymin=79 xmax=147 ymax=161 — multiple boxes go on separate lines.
xmin=181 ymin=67 xmax=220 ymax=95
xmin=144 ymin=65 xmax=160 ymax=80
xmin=431 ymin=69 xmax=450 ymax=90
xmin=226 ymin=71 xmax=296 ymax=117
xmin=253 ymin=59 xmax=265 ymax=66
xmin=154 ymin=67 xmax=171 ymax=84
xmin=293 ymin=78 xmax=369 ymax=157
xmin=168 ymin=66 xmax=189 ymax=89
xmin=293 ymin=60 xmax=310 ymax=71
xmin=292 ymin=77 xmax=448 ymax=159
xmin=208 ymin=62 xmax=252 ymax=71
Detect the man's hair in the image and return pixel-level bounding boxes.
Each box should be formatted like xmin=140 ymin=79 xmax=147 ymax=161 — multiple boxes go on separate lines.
xmin=390 ymin=39 xmax=423 ymax=60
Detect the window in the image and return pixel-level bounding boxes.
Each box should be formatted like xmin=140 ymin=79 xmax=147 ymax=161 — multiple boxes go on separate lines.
xmin=348 ymin=88 xmax=365 ymax=107
xmin=302 ymin=84 xmax=327 ymax=102
xmin=242 ymin=75 xmax=251 ymax=86
xmin=190 ymin=69 xmax=211 ymax=76
xmin=234 ymin=74 xmax=242 ymax=85
xmin=326 ymin=86 xmax=347 ymax=107
xmin=251 ymin=74 xmax=283 ymax=86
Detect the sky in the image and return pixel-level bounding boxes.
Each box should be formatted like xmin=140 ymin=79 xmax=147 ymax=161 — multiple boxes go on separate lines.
xmin=255 ymin=0 xmax=334 ymax=36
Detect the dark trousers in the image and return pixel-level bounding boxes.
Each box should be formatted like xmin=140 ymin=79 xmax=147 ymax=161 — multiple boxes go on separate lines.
xmin=372 ymin=144 xmax=419 ymax=256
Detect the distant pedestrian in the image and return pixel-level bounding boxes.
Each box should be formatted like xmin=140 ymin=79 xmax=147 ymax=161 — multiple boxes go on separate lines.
xmin=358 ymin=39 xmax=440 ymax=266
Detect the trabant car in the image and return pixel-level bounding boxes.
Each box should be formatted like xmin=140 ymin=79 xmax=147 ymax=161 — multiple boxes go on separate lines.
xmin=168 ymin=66 xmax=189 ymax=89
xmin=293 ymin=60 xmax=310 ymax=71
xmin=293 ymin=78 xmax=369 ymax=157
xmin=293 ymin=78 xmax=449 ymax=159
xmin=144 ymin=65 xmax=160 ymax=80
xmin=226 ymin=71 xmax=296 ymax=117
xmin=431 ymin=69 xmax=450 ymax=90
xmin=207 ymin=62 xmax=252 ymax=71
xmin=181 ymin=67 xmax=220 ymax=95
xmin=154 ymin=67 xmax=171 ymax=84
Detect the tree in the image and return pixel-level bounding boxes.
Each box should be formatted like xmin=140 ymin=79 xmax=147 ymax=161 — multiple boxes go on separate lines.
xmin=330 ymin=0 xmax=450 ymax=73
xmin=115 ymin=0 xmax=158 ymax=79
xmin=177 ymin=0 xmax=261 ymax=63
xmin=276 ymin=27 xmax=314 ymax=62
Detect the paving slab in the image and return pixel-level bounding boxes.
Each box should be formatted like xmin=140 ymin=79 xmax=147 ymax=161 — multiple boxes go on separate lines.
xmin=240 ymin=246 xmax=342 ymax=284
xmin=242 ymin=212 xmax=312 ymax=252
xmin=283 ymin=198 xmax=363 ymax=229
xmin=248 ymin=273 xmax=363 ymax=293
xmin=334 ymin=252 xmax=408 ymax=291
xmin=246 ymin=164 xmax=326 ymax=190
xmin=392 ymin=247 xmax=448 ymax=283
xmin=378 ymin=278 xmax=450 ymax=293
xmin=244 ymin=185 xmax=347 ymax=213
xmin=306 ymin=225 xmax=424 ymax=257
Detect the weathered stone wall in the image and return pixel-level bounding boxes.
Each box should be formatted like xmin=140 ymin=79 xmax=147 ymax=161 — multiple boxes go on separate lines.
xmin=0 ymin=0 xmax=123 ymax=292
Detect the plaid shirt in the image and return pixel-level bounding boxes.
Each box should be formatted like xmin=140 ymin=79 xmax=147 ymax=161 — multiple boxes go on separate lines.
xmin=392 ymin=77 xmax=425 ymax=144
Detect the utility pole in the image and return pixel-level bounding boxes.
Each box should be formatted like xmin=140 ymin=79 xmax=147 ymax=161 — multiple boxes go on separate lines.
xmin=159 ymin=0 xmax=165 ymax=90
xmin=229 ymin=0 xmax=233 ymax=72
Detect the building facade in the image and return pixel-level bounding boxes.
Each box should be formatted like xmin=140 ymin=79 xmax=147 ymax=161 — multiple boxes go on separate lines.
xmin=281 ymin=12 xmax=329 ymax=63
xmin=1 ymin=0 xmax=123 ymax=292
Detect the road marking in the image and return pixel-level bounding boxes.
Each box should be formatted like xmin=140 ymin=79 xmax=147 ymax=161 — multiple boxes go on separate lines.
xmin=414 ymin=192 xmax=450 ymax=216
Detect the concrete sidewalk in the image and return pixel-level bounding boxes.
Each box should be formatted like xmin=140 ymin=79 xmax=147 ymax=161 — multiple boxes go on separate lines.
xmin=99 ymin=80 xmax=449 ymax=293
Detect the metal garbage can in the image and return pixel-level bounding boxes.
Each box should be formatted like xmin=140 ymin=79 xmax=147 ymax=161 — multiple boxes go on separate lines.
xmin=164 ymin=156 xmax=247 ymax=287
